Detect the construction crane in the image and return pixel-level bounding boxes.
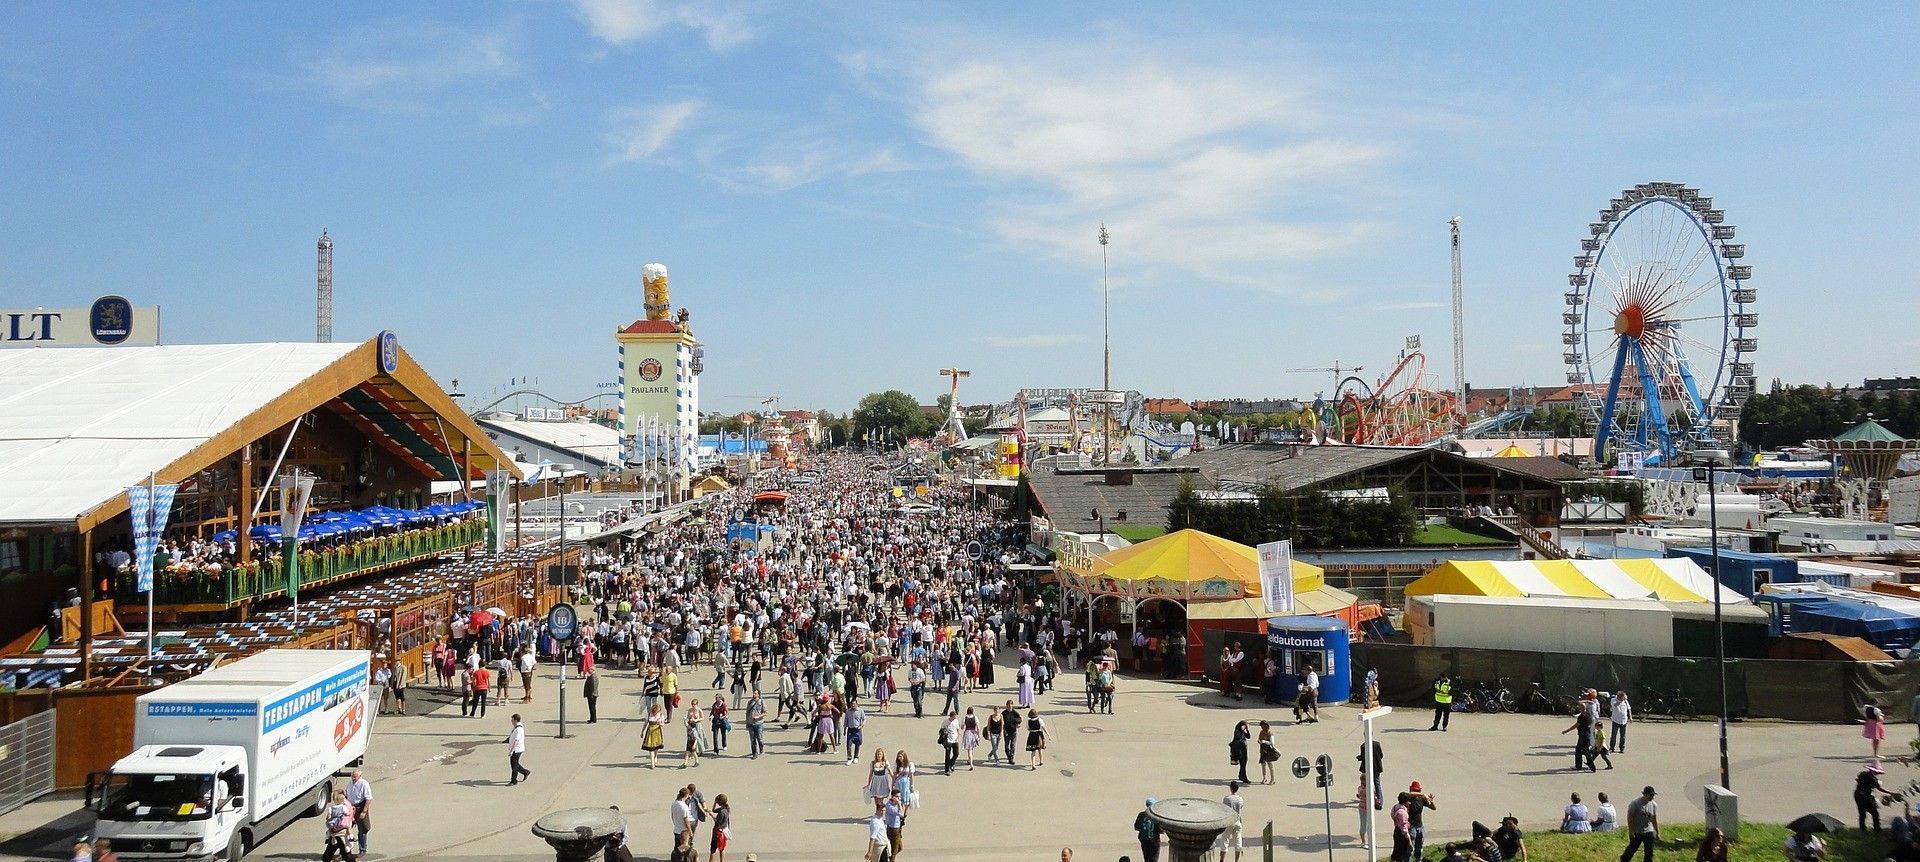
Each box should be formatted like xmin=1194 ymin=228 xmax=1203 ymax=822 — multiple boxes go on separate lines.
xmin=1286 ymin=362 xmax=1364 ymax=398
xmin=937 ymin=368 xmax=971 ymax=445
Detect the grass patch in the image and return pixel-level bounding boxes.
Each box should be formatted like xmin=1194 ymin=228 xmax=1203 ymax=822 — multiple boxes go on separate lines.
xmin=1412 ymin=523 xmax=1510 ymax=546
xmin=1113 ymin=525 xmax=1168 ymax=542
xmin=1489 ymin=822 xmax=1884 ymax=862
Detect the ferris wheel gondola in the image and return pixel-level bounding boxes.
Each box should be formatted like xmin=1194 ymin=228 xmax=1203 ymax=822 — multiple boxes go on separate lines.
xmin=1564 ymin=182 xmax=1757 ymax=466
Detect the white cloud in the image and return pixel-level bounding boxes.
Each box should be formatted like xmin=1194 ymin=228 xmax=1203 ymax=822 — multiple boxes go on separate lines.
xmin=572 ymin=0 xmax=753 ymax=51
xmin=308 ymin=24 xmax=520 ymax=111
xmin=604 ymin=100 xmax=702 ymax=163
xmin=1374 ymin=300 xmax=1447 ymax=312
xmin=895 ymin=41 xmax=1394 ymax=297
xmin=620 ymin=107 xmax=911 ymax=191
xmin=973 ymin=333 xmax=1091 ymax=349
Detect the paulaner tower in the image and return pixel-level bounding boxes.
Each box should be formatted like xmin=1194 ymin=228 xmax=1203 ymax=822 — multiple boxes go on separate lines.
xmin=616 ymin=263 xmax=701 ymax=490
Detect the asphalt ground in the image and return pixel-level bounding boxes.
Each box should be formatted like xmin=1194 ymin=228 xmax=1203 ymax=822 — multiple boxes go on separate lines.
xmin=1 ymin=660 xmax=1894 ymax=861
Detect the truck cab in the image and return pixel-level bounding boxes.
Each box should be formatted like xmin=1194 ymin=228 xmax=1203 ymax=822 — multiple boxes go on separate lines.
xmin=90 ymin=745 xmax=252 ymax=860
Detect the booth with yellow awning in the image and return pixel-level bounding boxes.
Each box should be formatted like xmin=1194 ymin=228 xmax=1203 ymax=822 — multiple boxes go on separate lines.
xmin=1063 ymin=529 xmax=1369 ymax=675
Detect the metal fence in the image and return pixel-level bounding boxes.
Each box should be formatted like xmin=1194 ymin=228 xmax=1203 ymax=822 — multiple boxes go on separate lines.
xmin=0 ymin=709 xmax=56 ymax=814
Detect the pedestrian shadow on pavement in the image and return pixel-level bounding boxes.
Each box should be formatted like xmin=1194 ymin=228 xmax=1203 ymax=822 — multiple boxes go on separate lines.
xmin=1181 ymin=693 xmax=1254 ymax=709
xmin=447 ymin=778 xmax=508 ymax=787
xmin=1180 ymin=778 xmax=1241 ymax=787
xmin=802 ymin=816 xmax=871 ymax=825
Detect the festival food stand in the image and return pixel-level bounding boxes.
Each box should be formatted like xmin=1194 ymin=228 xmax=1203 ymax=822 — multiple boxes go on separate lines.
xmin=1059 ymin=529 xmax=1358 ymax=675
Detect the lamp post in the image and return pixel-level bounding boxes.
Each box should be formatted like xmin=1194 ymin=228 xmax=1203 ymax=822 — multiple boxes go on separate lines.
xmin=1099 ymin=223 xmax=1111 ymax=466
xmin=1693 ymin=463 xmax=1731 ymax=790
xmin=555 ymin=463 xmax=574 ymax=739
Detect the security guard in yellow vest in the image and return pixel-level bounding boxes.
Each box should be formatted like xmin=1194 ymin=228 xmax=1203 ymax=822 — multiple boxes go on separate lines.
xmin=1430 ymin=673 xmax=1452 ymax=731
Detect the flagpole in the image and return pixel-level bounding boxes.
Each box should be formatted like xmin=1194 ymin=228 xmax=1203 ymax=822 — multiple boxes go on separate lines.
xmin=146 ymin=471 xmax=156 ymax=681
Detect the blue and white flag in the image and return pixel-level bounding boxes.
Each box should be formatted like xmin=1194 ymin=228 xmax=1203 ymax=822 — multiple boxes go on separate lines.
xmin=526 ymin=458 xmax=554 ymax=485
xmin=126 ymin=481 xmax=179 ymax=593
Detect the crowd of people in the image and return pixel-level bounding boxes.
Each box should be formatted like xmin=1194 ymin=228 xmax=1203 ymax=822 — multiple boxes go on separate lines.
xmin=521 ymin=451 xmax=1092 ymax=861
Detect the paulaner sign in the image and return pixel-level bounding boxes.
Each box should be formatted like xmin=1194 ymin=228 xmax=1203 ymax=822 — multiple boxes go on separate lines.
xmin=0 ymin=296 xmax=160 ymax=347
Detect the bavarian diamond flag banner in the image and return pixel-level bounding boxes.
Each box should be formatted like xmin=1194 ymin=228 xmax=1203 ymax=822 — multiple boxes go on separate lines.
xmin=126 ymin=481 xmax=179 ymax=593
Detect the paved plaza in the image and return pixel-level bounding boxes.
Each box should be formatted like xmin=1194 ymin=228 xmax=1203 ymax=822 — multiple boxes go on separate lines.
xmin=1 ymin=661 xmax=1893 ymax=861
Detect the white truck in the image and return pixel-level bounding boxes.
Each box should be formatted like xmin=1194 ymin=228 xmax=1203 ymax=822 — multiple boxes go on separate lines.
xmin=88 ymin=650 xmax=375 ymax=861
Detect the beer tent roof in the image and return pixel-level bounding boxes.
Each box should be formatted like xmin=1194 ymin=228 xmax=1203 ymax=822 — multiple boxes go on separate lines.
xmin=1405 ymin=559 xmax=1747 ymax=604
xmin=1072 ymin=528 xmax=1325 ymax=601
xmin=0 ymin=336 xmax=520 ymax=528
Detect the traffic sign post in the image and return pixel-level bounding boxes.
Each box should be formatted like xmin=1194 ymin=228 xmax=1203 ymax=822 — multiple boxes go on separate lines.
xmin=1293 ymin=754 xmax=1335 ymax=862
xmin=547 ymin=603 xmax=577 ymax=739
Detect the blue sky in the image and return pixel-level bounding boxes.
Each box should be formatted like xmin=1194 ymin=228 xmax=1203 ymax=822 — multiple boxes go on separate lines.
xmin=3 ymin=3 xmax=1915 ymax=414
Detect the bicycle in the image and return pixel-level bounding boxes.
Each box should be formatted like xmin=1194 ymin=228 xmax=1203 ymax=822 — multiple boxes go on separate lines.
xmin=1484 ymin=677 xmax=1518 ymax=713
xmin=1516 ymin=681 xmax=1558 ymax=715
xmin=1641 ymin=688 xmax=1695 ymax=722
xmin=1460 ymin=679 xmax=1514 ymax=713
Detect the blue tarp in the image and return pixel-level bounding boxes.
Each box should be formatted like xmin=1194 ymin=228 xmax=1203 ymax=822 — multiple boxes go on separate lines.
xmin=1756 ymin=593 xmax=1920 ymax=651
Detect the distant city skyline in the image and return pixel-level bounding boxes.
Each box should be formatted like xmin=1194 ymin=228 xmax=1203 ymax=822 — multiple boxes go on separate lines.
xmin=2 ymin=4 xmax=1914 ymax=413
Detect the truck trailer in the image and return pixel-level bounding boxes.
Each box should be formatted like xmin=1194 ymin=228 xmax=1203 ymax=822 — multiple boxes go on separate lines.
xmin=88 ymin=650 xmax=374 ymax=861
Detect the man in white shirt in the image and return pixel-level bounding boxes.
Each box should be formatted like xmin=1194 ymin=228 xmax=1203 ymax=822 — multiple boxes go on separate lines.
xmin=344 ymin=769 xmax=373 ymax=855
xmin=1221 ymin=781 xmax=1245 ymax=862
xmin=518 ymin=649 xmax=537 ymax=702
xmin=670 ymin=787 xmax=693 ymax=854
xmin=1303 ymin=667 xmax=1321 ymax=722
xmin=505 ymin=714 xmax=531 ymax=786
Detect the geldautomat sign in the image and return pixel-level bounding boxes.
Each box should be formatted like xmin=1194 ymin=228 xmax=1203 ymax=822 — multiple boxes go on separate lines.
xmin=0 ymin=297 xmax=160 ymax=347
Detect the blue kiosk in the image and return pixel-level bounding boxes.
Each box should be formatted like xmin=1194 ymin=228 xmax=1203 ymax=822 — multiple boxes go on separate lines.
xmin=1265 ymin=616 xmax=1351 ymax=704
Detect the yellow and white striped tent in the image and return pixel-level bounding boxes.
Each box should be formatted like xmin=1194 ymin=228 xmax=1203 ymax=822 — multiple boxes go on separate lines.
xmin=1404 ymin=558 xmax=1748 ymax=605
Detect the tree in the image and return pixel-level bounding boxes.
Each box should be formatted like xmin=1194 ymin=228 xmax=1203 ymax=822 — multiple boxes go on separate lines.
xmin=853 ymin=390 xmax=934 ymax=440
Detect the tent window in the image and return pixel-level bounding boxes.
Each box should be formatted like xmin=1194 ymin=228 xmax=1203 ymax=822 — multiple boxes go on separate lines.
xmin=1751 ymin=568 xmax=1772 ymax=592
xmin=0 ymin=539 xmax=21 ymax=573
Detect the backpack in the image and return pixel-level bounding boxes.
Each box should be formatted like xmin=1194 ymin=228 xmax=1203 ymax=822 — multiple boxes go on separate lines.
xmin=1135 ymin=810 xmax=1158 ymax=841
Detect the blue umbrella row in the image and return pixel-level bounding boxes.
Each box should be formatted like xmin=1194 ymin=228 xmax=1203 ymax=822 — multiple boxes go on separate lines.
xmin=210 ymin=500 xmax=485 ymax=544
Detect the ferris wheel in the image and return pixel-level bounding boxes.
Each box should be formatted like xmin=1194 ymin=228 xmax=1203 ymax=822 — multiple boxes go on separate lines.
xmin=1564 ymin=182 xmax=1757 ymax=465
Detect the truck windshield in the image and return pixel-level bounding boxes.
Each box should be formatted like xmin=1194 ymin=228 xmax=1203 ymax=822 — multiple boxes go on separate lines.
xmin=94 ymin=773 xmax=215 ymax=822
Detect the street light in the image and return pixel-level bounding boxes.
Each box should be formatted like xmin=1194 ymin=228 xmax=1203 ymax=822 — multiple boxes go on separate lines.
xmin=1693 ymin=463 xmax=1731 ymax=790
xmin=554 ymin=463 xmax=575 ymax=739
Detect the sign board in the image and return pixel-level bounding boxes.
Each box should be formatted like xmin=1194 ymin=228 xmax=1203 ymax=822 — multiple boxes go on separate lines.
xmin=1291 ymin=755 xmax=1311 ymax=779
xmin=1258 ymin=539 xmax=1295 ymax=614
xmin=0 ymin=298 xmax=159 ymax=348
xmin=546 ymin=603 xmax=578 ymax=641
xmin=621 ymin=339 xmax=689 ymax=450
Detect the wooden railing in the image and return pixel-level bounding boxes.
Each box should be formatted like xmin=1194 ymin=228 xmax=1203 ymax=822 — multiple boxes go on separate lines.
xmin=115 ymin=519 xmax=486 ymax=608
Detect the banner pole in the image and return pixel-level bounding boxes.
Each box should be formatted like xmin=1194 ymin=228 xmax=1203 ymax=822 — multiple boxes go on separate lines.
xmin=146 ymin=471 xmax=155 ymax=681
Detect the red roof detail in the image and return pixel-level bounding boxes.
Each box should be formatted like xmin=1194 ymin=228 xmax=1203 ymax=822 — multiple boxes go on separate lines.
xmin=619 ymin=320 xmax=680 ymax=334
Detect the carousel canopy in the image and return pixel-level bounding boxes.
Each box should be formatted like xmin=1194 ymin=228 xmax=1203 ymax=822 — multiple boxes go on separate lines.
xmin=1068 ymin=528 xmax=1324 ymax=601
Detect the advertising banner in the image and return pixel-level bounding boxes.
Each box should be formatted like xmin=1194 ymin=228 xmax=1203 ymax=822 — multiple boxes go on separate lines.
xmin=1258 ymin=539 xmax=1295 ymax=615
xmin=623 ymin=345 xmax=678 ymax=444
xmin=280 ymin=475 xmax=315 ymax=607
xmin=1 ymin=297 xmax=159 ymax=347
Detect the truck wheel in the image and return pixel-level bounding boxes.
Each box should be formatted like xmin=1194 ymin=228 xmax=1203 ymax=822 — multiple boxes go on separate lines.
xmin=303 ymin=781 xmax=330 ymax=817
xmin=227 ymin=832 xmax=248 ymax=862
